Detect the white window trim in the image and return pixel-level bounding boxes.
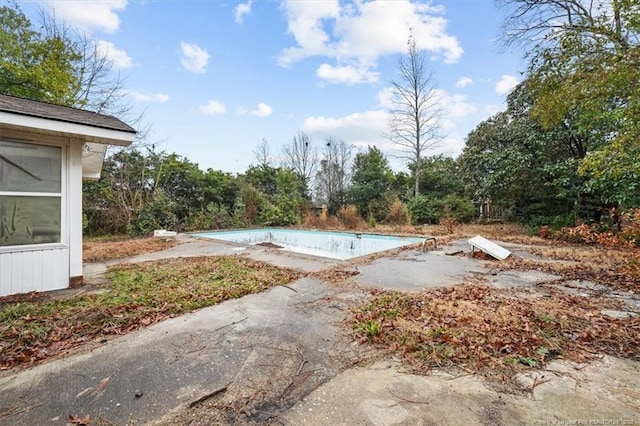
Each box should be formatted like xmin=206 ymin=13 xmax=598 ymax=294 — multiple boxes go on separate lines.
xmin=0 ymin=139 xmax=67 ymax=252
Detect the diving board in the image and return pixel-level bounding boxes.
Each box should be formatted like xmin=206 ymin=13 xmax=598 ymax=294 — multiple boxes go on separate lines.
xmin=468 ymin=236 xmax=511 ymax=260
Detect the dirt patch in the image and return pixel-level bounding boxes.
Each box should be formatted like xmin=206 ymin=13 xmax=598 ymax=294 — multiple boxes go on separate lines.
xmin=83 ymin=236 xmax=181 ymax=263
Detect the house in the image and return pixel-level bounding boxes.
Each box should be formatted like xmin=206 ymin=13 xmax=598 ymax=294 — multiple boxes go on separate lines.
xmin=0 ymin=94 xmax=136 ymax=297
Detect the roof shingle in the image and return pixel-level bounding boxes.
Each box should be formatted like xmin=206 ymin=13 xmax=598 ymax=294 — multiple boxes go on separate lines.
xmin=0 ymin=94 xmax=136 ymax=134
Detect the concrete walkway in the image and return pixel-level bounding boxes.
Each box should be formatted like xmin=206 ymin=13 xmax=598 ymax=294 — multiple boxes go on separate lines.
xmin=1 ymin=235 xmax=639 ymax=425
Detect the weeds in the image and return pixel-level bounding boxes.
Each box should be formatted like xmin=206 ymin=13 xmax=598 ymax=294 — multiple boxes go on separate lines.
xmin=351 ymin=284 xmax=640 ymax=388
xmin=0 ymin=256 xmax=302 ymax=369
xmin=338 ymin=205 xmax=362 ymax=230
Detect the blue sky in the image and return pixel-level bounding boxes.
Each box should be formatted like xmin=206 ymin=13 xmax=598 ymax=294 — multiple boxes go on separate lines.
xmin=25 ymin=0 xmax=525 ymax=174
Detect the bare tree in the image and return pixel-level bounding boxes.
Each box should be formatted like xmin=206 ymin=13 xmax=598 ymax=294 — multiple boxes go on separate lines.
xmin=281 ymin=131 xmax=318 ymax=187
xmin=315 ymin=138 xmax=353 ymax=213
xmin=39 ymin=9 xmax=157 ymax=153
xmin=384 ymin=31 xmax=443 ymax=196
xmin=39 ymin=10 xmax=131 ymax=117
xmin=253 ymin=138 xmax=272 ymax=167
xmin=497 ymin=0 xmax=632 ymax=53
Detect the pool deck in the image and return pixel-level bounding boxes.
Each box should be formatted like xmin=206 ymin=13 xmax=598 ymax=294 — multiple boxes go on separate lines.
xmin=2 ymin=234 xmax=639 ymax=425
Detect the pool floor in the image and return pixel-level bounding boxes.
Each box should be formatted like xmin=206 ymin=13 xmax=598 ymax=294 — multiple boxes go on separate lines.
xmin=194 ymin=228 xmax=423 ymax=260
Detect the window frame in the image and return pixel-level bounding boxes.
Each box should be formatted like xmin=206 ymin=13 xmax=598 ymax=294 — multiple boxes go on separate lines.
xmin=0 ymin=139 xmax=66 ymax=252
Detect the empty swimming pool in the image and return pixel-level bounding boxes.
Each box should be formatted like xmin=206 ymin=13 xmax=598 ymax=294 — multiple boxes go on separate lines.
xmin=194 ymin=229 xmax=423 ymax=260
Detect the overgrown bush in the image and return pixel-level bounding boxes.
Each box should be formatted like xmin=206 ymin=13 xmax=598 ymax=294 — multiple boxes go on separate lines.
xmin=552 ymin=209 xmax=640 ymax=248
xmin=303 ymin=206 xmax=330 ymax=229
xmin=408 ymin=195 xmax=440 ymax=225
xmin=386 ymin=199 xmax=410 ymax=226
xmin=128 ymin=189 xmax=177 ymax=236
xmin=439 ymin=212 xmax=461 ymax=234
xmin=443 ymin=195 xmax=475 ymax=223
xmin=259 ymin=201 xmax=299 ymax=226
xmin=184 ymin=203 xmax=233 ymax=231
xmin=234 ymin=185 xmax=265 ymax=226
xmin=338 ymin=205 xmax=361 ymax=229
xmin=408 ymin=195 xmax=474 ymax=225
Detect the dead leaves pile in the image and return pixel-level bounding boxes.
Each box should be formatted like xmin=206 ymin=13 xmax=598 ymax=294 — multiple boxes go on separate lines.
xmin=504 ymin=246 xmax=640 ymax=293
xmin=352 ymin=284 xmax=639 ymax=390
xmin=83 ymin=236 xmax=180 ymax=263
xmin=0 ymin=256 xmax=302 ymax=370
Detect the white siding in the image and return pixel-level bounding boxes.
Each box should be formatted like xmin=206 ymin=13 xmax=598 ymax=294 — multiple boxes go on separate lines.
xmin=0 ymin=248 xmax=69 ymax=296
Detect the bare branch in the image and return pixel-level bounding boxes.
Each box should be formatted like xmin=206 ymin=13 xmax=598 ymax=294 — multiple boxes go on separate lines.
xmin=253 ymin=138 xmax=272 ymax=167
xmin=281 ymin=131 xmax=318 ymax=184
xmin=383 ymin=30 xmax=443 ymax=195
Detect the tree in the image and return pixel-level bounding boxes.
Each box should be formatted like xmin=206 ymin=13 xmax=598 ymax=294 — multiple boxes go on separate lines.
xmin=83 ymin=149 xmax=159 ymax=234
xmin=155 ymin=154 xmax=205 ymax=221
xmin=0 ymin=2 xmax=142 ymax=140
xmin=498 ymin=0 xmax=640 ymax=204
xmin=0 ymin=2 xmax=79 ymax=104
xmin=458 ymin=81 xmax=603 ymax=225
xmin=385 ymin=31 xmax=443 ymax=196
xmin=347 ymin=146 xmax=395 ymax=221
xmin=253 ymin=138 xmax=272 ymax=168
xmin=281 ymin=131 xmax=318 ymax=197
xmin=413 ymin=155 xmax=466 ymax=199
xmin=238 ymin=165 xmax=306 ymax=226
xmin=315 ymin=138 xmax=353 ymax=214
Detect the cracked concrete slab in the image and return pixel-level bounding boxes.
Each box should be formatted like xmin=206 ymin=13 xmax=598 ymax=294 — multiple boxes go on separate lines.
xmin=281 ymin=357 xmax=640 ymax=426
xmin=0 ymin=278 xmax=360 ymax=425
xmin=1 ymin=234 xmax=639 ymax=425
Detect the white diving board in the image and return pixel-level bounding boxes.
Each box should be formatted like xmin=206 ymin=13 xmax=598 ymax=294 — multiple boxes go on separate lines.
xmin=468 ymin=235 xmax=511 ymax=260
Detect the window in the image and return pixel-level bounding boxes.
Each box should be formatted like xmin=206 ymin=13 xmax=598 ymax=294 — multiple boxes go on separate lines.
xmin=0 ymin=141 xmax=62 ymax=246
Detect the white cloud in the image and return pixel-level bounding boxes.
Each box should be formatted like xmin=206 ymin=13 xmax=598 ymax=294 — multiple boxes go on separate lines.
xmin=126 ymin=90 xmax=169 ymax=103
xmin=301 ymin=85 xmax=477 ymax=168
xmin=376 ymin=87 xmax=395 ymax=109
xmin=456 ymin=76 xmax=473 ymax=88
xmin=39 ymin=0 xmax=127 ymax=33
xmin=436 ymin=91 xmax=477 ymax=118
xmin=199 ymin=100 xmax=226 ymax=116
xmin=495 ymin=74 xmax=520 ymax=96
xmin=180 ymin=42 xmax=211 ymax=74
xmin=278 ymin=0 xmax=462 ymax=70
xmin=302 ymin=110 xmax=390 ymax=149
xmin=301 ymin=108 xmax=466 ymax=169
xmin=245 ymin=102 xmax=273 ymax=117
xmin=95 ymin=40 xmax=132 ymax=69
xmin=316 ymin=63 xmax=379 ymax=85
xmin=235 ymin=0 xmax=253 ymax=24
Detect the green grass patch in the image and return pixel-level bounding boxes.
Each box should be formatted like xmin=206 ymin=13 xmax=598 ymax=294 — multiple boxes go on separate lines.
xmin=0 ymin=256 xmax=302 ymax=370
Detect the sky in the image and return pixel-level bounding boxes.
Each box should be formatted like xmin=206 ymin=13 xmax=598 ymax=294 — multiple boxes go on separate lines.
xmin=23 ymin=0 xmax=526 ymax=174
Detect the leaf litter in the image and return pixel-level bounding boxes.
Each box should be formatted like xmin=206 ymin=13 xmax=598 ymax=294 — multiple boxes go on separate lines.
xmin=0 ymin=256 xmax=303 ymax=370
xmin=83 ymin=236 xmax=180 ymax=263
xmin=350 ymin=233 xmax=640 ymax=392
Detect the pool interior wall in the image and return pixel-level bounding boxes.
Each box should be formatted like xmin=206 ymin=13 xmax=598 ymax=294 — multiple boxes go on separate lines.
xmin=194 ymin=229 xmax=423 ymax=260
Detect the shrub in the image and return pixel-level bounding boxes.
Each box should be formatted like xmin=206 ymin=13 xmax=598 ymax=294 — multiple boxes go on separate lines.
xmin=128 ymin=189 xmax=177 ymax=236
xmin=338 ymin=205 xmax=361 ymax=229
xmin=184 ymin=203 xmax=232 ymax=231
xmin=258 ymin=201 xmax=299 ymax=226
xmin=439 ymin=212 xmax=461 ymax=234
xmin=234 ymin=185 xmax=265 ymax=226
xmin=408 ymin=195 xmax=475 ymax=225
xmin=386 ymin=199 xmax=410 ymax=226
xmin=408 ymin=195 xmax=440 ymax=225
xmin=368 ymin=214 xmax=377 ymax=228
xmin=303 ymin=206 xmax=330 ymax=229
